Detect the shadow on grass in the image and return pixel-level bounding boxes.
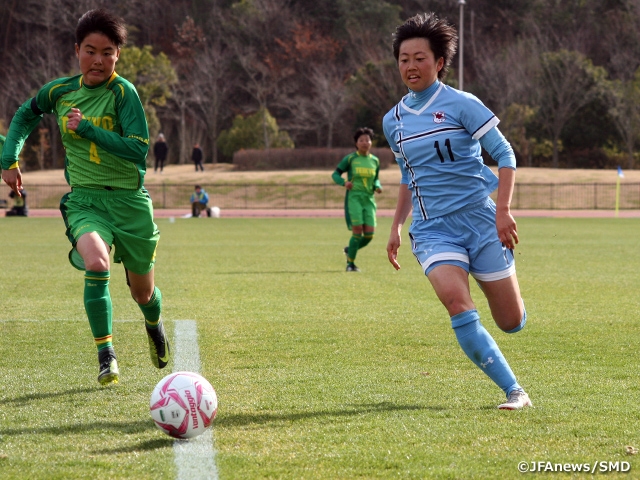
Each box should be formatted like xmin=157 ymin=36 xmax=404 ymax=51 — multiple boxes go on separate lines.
xmin=96 ymin=437 xmax=175 ymax=454
xmin=0 ymin=386 xmax=103 ymax=405
xmin=0 ymin=419 xmax=157 ymax=437
xmin=216 ymin=401 xmax=443 ymax=427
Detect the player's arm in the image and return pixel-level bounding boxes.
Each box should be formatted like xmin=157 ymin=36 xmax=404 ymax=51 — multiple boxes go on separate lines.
xmin=73 ymin=82 xmax=149 ymax=165
xmin=1 ymin=99 xmax=45 ymax=172
xmin=1 ymin=98 xmax=47 ymax=194
xmin=480 ymin=127 xmax=518 ymax=249
xmin=387 ymin=183 xmax=412 ymax=270
xmin=331 ymin=156 xmax=351 ymax=186
xmin=373 ymin=159 xmax=382 ymax=193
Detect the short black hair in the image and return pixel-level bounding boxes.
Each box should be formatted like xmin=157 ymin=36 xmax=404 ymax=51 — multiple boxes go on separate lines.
xmin=195 ymin=185 xmax=201 ymax=189
xmin=392 ymin=12 xmax=458 ymax=81
xmin=354 ymin=127 xmax=374 ymax=144
xmin=76 ymin=9 xmax=127 ymax=48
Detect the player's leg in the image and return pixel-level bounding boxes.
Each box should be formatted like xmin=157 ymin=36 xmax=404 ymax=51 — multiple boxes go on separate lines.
xmin=464 ymin=202 xmax=531 ymax=408
xmin=76 ymin=232 xmax=118 ymax=385
xmin=346 ymin=195 xmax=364 ymax=271
xmin=127 ymin=268 xmax=170 ymax=369
xmin=428 ymin=265 xmax=524 ymax=399
xmin=347 ymin=223 xmax=363 ymax=269
xmin=360 ymin=225 xmax=375 ymax=249
xmin=112 ymin=191 xmax=169 ymax=370
xmin=469 ymin=202 xmax=526 ymax=333
xmin=477 ymin=275 xmax=526 ymax=333
xmin=359 ymin=196 xmax=377 ymax=250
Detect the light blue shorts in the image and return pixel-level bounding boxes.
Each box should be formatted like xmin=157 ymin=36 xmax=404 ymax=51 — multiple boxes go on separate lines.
xmin=409 ymin=198 xmax=515 ymax=281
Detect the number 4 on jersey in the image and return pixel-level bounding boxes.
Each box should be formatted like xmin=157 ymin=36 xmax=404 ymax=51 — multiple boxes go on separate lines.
xmin=89 ymin=142 xmax=101 ymax=164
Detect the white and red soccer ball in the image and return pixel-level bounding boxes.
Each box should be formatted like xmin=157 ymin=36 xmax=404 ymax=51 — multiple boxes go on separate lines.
xmin=150 ymin=371 xmax=218 ymax=439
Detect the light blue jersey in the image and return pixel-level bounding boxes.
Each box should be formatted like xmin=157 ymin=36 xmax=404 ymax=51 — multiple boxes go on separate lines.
xmin=382 ymin=80 xmax=500 ymax=220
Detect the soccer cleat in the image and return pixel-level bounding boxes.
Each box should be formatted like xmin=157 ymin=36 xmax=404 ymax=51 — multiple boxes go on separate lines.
xmin=498 ymin=389 xmax=532 ymax=410
xmin=98 ymin=350 xmax=119 ymax=386
xmin=146 ymin=320 xmax=171 ymax=369
xmin=346 ymin=263 xmax=361 ymax=272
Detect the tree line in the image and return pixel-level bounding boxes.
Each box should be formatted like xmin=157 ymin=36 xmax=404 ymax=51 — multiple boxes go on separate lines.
xmin=1 ymin=0 xmax=639 ymax=170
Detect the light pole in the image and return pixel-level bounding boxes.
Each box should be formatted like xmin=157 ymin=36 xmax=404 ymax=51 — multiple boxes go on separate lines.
xmin=458 ymin=0 xmax=466 ymax=90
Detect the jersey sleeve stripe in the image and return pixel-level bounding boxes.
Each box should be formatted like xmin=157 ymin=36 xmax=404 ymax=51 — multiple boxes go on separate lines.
xmin=30 ymin=98 xmax=44 ymax=115
xmin=471 ymin=116 xmax=499 ymax=140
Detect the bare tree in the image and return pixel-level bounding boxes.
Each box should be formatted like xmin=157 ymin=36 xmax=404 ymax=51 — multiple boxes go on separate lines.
xmin=192 ymin=38 xmax=234 ymax=164
xmin=227 ymin=1 xmax=297 ymax=150
xmin=607 ymin=71 xmax=640 ymax=169
xmin=535 ymin=49 xmax=607 ymax=167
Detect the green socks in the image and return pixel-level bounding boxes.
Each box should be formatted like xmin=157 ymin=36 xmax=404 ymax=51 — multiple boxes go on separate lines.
xmin=347 ymin=232 xmax=374 ymax=263
xmin=347 ymin=234 xmax=362 ymax=263
xmin=139 ymin=286 xmax=162 ymax=329
xmin=359 ymin=233 xmax=373 ymax=249
xmin=84 ymin=270 xmax=113 ymax=352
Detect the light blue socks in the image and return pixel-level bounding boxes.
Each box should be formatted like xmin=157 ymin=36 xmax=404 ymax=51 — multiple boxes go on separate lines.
xmin=451 ymin=309 xmax=521 ymax=395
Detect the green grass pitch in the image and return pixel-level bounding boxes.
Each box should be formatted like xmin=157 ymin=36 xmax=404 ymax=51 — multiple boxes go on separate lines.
xmin=1 ymin=216 xmax=639 ymax=479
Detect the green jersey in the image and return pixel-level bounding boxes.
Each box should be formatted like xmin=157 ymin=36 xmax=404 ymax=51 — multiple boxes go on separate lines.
xmin=332 ymin=151 xmax=382 ymax=195
xmin=0 ymin=134 xmax=5 ymax=158
xmin=1 ymin=72 xmax=149 ymax=190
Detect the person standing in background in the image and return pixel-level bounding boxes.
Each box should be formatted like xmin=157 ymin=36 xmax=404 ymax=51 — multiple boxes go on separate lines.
xmin=192 ymin=143 xmax=204 ymax=172
xmin=331 ymin=127 xmax=382 ymax=272
xmin=153 ymin=133 xmax=168 ymax=173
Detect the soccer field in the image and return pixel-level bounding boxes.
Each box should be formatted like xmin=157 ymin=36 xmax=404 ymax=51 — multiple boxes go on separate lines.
xmin=0 ymin=216 xmax=639 ymax=479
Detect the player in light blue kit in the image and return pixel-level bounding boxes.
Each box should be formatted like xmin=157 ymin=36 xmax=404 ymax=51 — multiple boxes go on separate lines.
xmin=383 ymin=13 xmax=532 ymax=409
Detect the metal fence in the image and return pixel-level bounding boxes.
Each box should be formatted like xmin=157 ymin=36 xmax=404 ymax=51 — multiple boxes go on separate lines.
xmin=2 ymin=182 xmax=640 ymax=210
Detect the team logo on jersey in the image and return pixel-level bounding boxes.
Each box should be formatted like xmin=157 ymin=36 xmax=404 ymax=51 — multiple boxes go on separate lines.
xmin=433 ymin=111 xmax=446 ymax=123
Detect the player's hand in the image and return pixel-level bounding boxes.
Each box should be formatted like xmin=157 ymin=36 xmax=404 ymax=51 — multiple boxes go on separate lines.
xmin=387 ymin=230 xmax=402 ymax=270
xmin=1 ymin=167 xmax=23 ymax=196
xmin=67 ymin=107 xmax=83 ymax=131
xmin=496 ymin=210 xmax=518 ymax=250
xmin=345 ymin=181 xmax=353 ymax=190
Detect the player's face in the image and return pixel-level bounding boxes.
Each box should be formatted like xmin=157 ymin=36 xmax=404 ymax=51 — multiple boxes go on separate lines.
xmin=398 ymin=37 xmax=443 ymax=92
xmin=356 ymin=134 xmax=372 ymax=155
xmin=76 ymin=33 xmax=120 ymax=86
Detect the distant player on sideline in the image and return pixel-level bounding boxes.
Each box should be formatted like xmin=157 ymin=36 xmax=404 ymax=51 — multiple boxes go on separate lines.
xmin=1 ymin=9 xmax=170 ymax=385
xmin=332 ymin=127 xmax=382 ymax=272
xmin=383 ymin=13 xmax=532 ymax=409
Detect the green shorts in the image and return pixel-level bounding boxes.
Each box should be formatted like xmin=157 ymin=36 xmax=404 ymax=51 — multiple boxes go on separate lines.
xmin=60 ymin=187 xmax=160 ymax=274
xmin=345 ymin=191 xmax=377 ymax=229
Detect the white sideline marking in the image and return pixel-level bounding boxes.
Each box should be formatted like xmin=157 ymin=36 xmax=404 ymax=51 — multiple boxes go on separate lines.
xmin=172 ymin=320 xmax=219 ymax=480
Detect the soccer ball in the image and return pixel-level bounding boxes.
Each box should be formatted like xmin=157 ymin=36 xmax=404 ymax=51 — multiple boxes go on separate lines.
xmin=210 ymin=206 xmax=221 ymax=218
xmin=150 ymin=371 xmax=218 ymax=439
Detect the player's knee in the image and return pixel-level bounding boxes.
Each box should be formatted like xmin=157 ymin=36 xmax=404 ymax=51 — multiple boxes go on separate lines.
xmin=131 ymin=287 xmax=154 ymax=305
xmin=84 ymin=257 xmax=109 ymax=272
xmin=501 ymin=307 xmax=527 ymax=334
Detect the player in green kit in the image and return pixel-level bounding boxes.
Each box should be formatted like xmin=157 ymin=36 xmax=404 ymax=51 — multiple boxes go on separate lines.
xmin=332 ymin=127 xmax=383 ymax=272
xmin=1 ymin=9 xmax=169 ymax=385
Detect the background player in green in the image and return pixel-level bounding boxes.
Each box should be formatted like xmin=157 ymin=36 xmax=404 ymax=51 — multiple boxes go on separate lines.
xmin=1 ymin=9 xmax=169 ymax=385
xmin=332 ymin=127 xmax=383 ymax=272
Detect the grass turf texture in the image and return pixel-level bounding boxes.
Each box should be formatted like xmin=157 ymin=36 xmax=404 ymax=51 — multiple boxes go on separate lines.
xmin=0 ymin=216 xmax=639 ymax=479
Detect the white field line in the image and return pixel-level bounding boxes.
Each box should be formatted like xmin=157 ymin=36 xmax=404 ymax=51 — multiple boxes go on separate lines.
xmin=172 ymin=320 xmax=219 ymax=480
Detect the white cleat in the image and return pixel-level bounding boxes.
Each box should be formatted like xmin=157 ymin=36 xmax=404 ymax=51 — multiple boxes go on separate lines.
xmin=498 ymin=389 xmax=532 ymax=410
